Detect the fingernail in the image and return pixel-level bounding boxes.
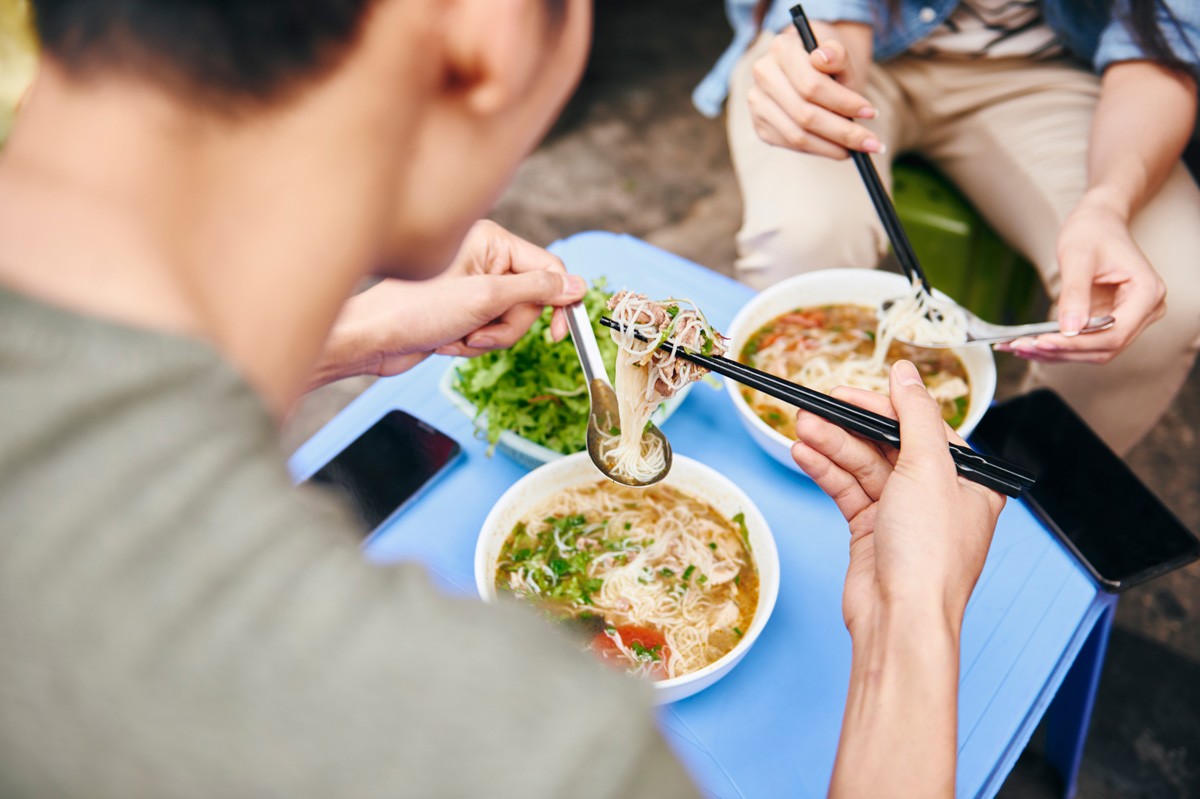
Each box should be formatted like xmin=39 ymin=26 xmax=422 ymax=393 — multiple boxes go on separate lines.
xmin=862 ymin=138 xmax=886 ymax=154
xmin=814 ymin=47 xmax=832 ymax=64
xmin=856 ymin=106 xmax=877 ymax=119
xmin=993 ymin=343 xmax=1011 ymax=352
xmin=466 ymin=335 xmax=495 ymax=349
xmin=564 ymin=274 xmax=587 ymax=296
xmin=894 ymin=359 xmax=922 ymax=386
xmin=1061 ymin=313 xmax=1084 ymax=336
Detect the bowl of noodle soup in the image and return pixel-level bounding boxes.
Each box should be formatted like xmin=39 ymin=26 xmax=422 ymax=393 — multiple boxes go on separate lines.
xmin=726 ymin=269 xmax=996 ymax=474
xmin=476 ymin=452 xmax=780 ymax=704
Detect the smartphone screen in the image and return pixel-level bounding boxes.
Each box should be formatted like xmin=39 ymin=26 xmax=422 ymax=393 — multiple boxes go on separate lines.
xmin=973 ymin=390 xmax=1199 ymax=591
xmin=305 ymin=410 xmax=462 ymax=535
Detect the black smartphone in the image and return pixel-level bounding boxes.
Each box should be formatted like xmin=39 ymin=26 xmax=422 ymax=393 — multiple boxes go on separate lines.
xmin=305 ymin=410 xmax=462 ymax=535
xmin=973 ymin=389 xmax=1199 ymax=592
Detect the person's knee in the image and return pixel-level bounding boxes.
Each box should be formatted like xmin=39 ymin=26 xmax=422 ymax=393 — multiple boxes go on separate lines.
xmin=1148 ymin=280 xmax=1200 ymax=355
xmin=735 ymin=205 xmax=885 ymax=289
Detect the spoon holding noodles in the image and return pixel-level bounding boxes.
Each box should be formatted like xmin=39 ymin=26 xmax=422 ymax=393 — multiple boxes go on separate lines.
xmin=878 ymin=290 xmax=1115 ymax=348
xmin=565 ymin=300 xmax=671 ymax=487
xmin=566 ymin=292 xmax=727 ymax=486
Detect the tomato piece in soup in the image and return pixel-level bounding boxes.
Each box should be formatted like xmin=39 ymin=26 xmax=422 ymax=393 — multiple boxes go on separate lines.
xmin=591 ymin=625 xmax=670 ymax=678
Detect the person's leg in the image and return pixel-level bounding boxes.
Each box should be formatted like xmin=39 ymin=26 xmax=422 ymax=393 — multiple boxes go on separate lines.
xmin=725 ymin=32 xmax=909 ymax=291
xmin=915 ymin=58 xmax=1200 ymax=454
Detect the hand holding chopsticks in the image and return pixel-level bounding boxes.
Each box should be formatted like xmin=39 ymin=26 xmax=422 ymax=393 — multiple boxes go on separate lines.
xmin=788 ymin=5 xmax=932 ymax=296
xmin=600 ymin=316 xmax=1034 ymax=498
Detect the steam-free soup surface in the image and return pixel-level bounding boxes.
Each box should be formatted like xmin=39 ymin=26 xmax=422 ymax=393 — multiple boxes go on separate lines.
xmin=740 ymin=304 xmax=971 ymax=437
xmin=495 ymin=481 xmax=759 ymax=680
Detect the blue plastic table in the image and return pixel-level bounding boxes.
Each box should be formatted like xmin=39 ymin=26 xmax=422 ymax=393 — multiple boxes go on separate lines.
xmin=289 ymin=232 xmax=1116 ymax=799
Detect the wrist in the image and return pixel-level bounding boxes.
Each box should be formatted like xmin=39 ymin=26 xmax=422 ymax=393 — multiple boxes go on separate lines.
xmin=849 ymin=594 xmax=962 ymax=653
xmin=309 ymin=313 xmax=380 ymax=390
xmin=1077 ymin=185 xmax=1133 ymax=223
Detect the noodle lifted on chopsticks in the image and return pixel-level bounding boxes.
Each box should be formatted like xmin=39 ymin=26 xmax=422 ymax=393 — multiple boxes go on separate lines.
xmin=602 ymin=291 xmax=727 ymax=483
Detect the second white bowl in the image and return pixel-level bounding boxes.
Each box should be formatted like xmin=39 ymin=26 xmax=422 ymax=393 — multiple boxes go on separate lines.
xmin=724 ymin=269 xmax=997 ymax=473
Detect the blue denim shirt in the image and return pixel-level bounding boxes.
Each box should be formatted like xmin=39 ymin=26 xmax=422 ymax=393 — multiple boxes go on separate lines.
xmin=693 ymin=0 xmax=1200 ymax=117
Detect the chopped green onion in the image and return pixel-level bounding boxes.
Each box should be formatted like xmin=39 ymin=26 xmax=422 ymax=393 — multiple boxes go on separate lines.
xmin=732 ymin=512 xmax=750 ymax=549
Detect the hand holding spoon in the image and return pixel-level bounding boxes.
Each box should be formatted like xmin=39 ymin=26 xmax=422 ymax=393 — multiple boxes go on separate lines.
xmin=878 ymin=296 xmax=1116 ymax=348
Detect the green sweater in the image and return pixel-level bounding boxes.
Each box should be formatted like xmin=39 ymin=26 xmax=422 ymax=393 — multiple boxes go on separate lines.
xmin=0 ymin=287 xmax=696 ymax=798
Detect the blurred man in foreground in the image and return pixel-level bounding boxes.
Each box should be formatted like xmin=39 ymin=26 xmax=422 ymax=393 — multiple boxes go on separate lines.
xmin=0 ymin=1 xmax=1002 ymax=796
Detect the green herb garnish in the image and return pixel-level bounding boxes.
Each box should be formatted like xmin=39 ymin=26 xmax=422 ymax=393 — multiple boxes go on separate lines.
xmin=630 ymin=641 xmax=663 ymax=662
xmin=732 ymin=512 xmax=750 ymax=550
xmin=453 ymin=279 xmax=616 ymax=455
xmin=947 ymin=396 xmax=968 ymax=429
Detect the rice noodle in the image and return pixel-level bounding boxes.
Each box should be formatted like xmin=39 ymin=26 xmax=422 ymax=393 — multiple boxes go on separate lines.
xmin=878 ymin=280 xmax=968 ymax=350
xmin=601 ymin=291 xmax=727 ymax=482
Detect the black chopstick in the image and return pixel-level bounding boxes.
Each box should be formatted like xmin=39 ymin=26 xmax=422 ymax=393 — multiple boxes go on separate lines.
xmin=789 ymin=5 xmax=932 ymax=296
xmin=599 ymin=316 xmax=1034 ymax=498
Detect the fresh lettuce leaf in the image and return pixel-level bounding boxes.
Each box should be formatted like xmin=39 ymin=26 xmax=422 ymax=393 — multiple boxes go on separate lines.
xmin=453 ymin=279 xmax=617 ymax=455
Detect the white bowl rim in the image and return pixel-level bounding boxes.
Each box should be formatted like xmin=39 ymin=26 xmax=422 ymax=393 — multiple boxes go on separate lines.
xmin=724 ymin=269 xmax=996 ymax=458
xmin=474 ymin=452 xmax=781 ymax=693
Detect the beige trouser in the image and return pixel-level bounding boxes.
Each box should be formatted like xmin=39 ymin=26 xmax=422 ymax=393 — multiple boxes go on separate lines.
xmin=728 ymin=33 xmax=1200 ymax=454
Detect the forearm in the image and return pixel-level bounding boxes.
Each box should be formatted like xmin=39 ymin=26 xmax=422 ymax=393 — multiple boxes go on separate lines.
xmin=1082 ymin=61 xmax=1197 ymax=220
xmin=306 ymin=286 xmax=427 ymax=392
xmin=306 ymin=309 xmax=379 ymax=392
xmin=830 ymin=605 xmax=959 ymax=798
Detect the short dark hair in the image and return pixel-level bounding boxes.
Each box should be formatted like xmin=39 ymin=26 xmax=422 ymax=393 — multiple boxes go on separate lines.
xmin=31 ymin=0 xmax=571 ymax=108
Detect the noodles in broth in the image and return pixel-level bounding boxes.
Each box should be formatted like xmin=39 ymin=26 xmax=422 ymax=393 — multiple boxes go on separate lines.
xmin=601 ymin=291 xmax=727 ymax=483
xmin=495 ymin=481 xmax=758 ymax=680
xmin=742 ymin=282 xmax=972 ymax=436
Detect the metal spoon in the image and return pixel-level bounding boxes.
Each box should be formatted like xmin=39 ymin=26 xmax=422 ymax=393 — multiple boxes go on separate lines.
xmin=565 ymin=302 xmax=671 ymax=487
xmin=879 ymin=298 xmax=1115 ymax=347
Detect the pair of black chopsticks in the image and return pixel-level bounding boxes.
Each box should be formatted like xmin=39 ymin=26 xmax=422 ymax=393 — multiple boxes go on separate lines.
xmin=790 ymin=4 xmax=932 ymax=296
xmin=599 ymin=316 xmax=1034 ymax=498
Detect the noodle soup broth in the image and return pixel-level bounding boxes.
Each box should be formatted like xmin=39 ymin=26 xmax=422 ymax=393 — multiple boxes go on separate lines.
xmin=740 ymin=303 xmax=972 ymax=439
xmin=476 ymin=452 xmax=780 ymax=703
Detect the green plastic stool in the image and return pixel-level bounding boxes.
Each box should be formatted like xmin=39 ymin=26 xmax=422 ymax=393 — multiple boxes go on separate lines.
xmin=891 ymin=156 xmax=1043 ymax=325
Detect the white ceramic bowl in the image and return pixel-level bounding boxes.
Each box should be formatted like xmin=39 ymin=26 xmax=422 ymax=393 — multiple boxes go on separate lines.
xmin=725 ymin=269 xmax=997 ymax=473
xmin=475 ymin=452 xmax=780 ymax=704
xmin=440 ymin=359 xmax=692 ymax=470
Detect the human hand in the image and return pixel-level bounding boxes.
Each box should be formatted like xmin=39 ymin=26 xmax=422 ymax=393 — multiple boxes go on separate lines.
xmin=998 ymin=196 xmax=1165 ymax=364
xmin=313 ymin=221 xmax=585 ymax=387
xmin=790 ymin=361 xmax=1005 ymax=635
xmin=747 ymin=22 xmax=881 ymax=159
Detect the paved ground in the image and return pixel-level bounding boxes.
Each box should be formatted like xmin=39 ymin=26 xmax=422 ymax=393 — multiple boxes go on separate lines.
xmin=290 ymin=1 xmax=1200 ymax=794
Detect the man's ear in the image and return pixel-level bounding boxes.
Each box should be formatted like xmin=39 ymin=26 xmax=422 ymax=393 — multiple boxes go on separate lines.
xmin=441 ymin=0 xmax=546 ymax=116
